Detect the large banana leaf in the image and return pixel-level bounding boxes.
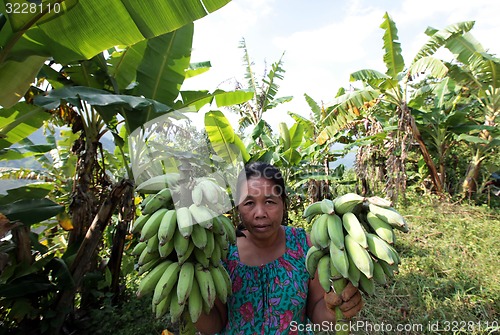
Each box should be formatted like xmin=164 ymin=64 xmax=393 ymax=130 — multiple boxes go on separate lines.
xmin=33 ymin=86 xmax=172 ymax=112
xmin=412 ymin=21 xmax=475 ymax=62
xmin=0 ymin=101 xmax=50 ymax=150
xmin=135 ymin=24 xmax=193 ymax=105
xmin=323 ymin=88 xmax=380 ymax=126
xmin=380 ymin=12 xmax=404 ymax=78
xmin=205 ymin=110 xmax=250 ymax=164
xmin=409 ymin=56 xmax=448 ymax=79
xmin=0 ymin=198 xmax=63 ymax=225
xmin=0 ymin=0 xmax=232 ymax=108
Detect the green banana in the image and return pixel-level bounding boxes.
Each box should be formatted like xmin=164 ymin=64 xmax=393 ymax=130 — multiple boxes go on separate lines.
xmin=358 ymin=272 xmax=375 ymax=295
xmin=131 ymin=214 xmax=151 ymax=234
xmin=329 ymin=241 xmax=349 ymax=279
xmin=191 ymin=183 xmax=204 ymax=206
xmin=194 ymin=263 xmax=216 ymax=309
xmin=174 ymin=228 xmax=190 ymax=260
xmin=131 ymin=241 xmax=147 ymax=256
xmin=210 ymin=241 xmax=222 ymax=267
xmin=199 ymin=179 xmax=222 ymax=206
xmin=372 ymin=260 xmax=387 ymax=286
xmin=169 ymin=286 xmax=185 ymax=323
xmin=193 ymin=246 xmax=211 ymax=268
xmin=188 ymin=277 xmax=203 ymax=323
xmin=177 ymin=262 xmax=195 ymax=305
xmin=203 ymin=229 xmax=215 ymax=258
xmin=209 ymin=265 xmax=228 ymax=303
xmin=176 ymin=207 xmax=193 ymax=238
xmin=218 ymin=215 xmax=236 ymax=245
xmin=344 ymin=234 xmax=373 ymax=279
xmin=346 ymin=251 xmax=361 ymax=287
xmin=305 ymin=245 xmax=325 ymax=279
xmin=366 ymin=211 xmax=396 ymax=245
xmin=320 ymin=198 xmax=335 ymax=215
xmin=368 ymin=203 xmax=409 ymax=233
xmin=178 ymin=241 xmax=195 ymax=265
xmin=317 ymin=254 xmax=332 ymax=292
xmin=366 ymin=233 xmax=397 ymax=265
xmin=138 ymin=246 xmax=160 ymax=266
xmin=142 ymin=187 xmax=173 ymax=215
xmin=154 ymin=289 xmax=172 ymax=319
xmin=140 ymin=208 xmax=168 ymax=242
xmin=326 ymin=213 xmax=345 ymax=250
xmin=146 ymin=233 xmax=159 ymax=254
xmin=191 ymin=224 xmax=208 ymax=249
xmin=334 ymin=193 xmax=365 ymax=215
xmin=211 ymin=216 xmax=226 ymax=236
xmin=138 ymin=258 xmax=161 ymax=276
xmin=218 ymin=265 xmax=232 ymax=296
xmin=189 ymin=204 xmax=215 ymax=230
xmin=158 ymin=209 xmax=177 ymax=246
xmin=303 ymin=201 xmax=323 ymax=222
xmin=152 ymin=261 xmax=181 ymax=305
xmin=378 ymin=259 xmax=399 ymax=279
xmin=311 ymin=213 xmax=330 ymax=250
xmin=366 ymin=196 xmax=392 ymax=208
xmin=342 ymin=212 xmax=368 ymax=249
xmin=386 ymin=243 xmax=401 ymax=265
xmin=158 ymin=239 xmax=174 ymax=258
xmin=135 ymin=172 xmax=181 ymax=193
xmin=213 ymin=231 xmax=229 ymax=257
xmin=140 ymin=194 xmax=155 ymax=212
xmin=137 ymin=260 xmax=173 ymax=298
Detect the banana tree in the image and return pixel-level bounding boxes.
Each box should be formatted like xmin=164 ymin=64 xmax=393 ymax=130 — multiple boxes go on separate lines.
xmin=227 ymin=38 xmax=293 ymax=142
xmin=333 ymin=13 xmax=471 ymax=199
xmin=414 ymin=23 xmax=500 ymax=197
xmin=0 ymin=0 xmax=232 ymax=108
xmin=288 ymin=93 xmax=358 ymax=201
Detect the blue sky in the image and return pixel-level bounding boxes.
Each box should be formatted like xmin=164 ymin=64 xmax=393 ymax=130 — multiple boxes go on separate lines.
xmin=183 ymin=0 xmax=499 ymax=130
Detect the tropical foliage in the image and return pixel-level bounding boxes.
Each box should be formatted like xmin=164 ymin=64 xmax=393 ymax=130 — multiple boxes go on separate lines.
xmin=0 ymin=5 xmax=498 ymax=334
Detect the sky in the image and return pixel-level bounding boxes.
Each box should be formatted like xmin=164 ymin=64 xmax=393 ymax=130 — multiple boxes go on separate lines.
xmin=183 ymin=0 xmax=499 ymax=130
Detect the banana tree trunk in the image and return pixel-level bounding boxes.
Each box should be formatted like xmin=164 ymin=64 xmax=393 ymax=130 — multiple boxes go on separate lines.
xmin=51 ymin=179 xmax=133 ymax=335
xmin=462 ymin=149 xmax=485 ymax=198
xmin=107 ymin=185 xmax=134 ymax=298
xmin=407 ymin=107 xmax=443 ymax=195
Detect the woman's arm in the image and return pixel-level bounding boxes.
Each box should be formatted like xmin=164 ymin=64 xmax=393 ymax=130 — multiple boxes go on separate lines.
xmin=306 ymin=269 xmax=337 ymax=324
xmin=194 ymin=298 xmax=228 ymax=335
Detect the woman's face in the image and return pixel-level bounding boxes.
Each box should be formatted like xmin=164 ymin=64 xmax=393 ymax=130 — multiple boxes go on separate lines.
xmin=237 ymin=177 xmax=284 ymax=239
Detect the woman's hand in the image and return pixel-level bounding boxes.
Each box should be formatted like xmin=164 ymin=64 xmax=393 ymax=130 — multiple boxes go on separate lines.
xmin=323 ymin=281 xmax=363 ymax=319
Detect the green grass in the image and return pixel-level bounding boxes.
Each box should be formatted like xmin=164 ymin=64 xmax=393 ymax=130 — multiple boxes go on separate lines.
xmin=353 ymin=195 xmax=500 ymax=334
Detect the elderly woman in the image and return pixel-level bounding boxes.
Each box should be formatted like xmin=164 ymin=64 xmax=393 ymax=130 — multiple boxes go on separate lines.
xmin=195 ymin=162 xmax=363 ymax=334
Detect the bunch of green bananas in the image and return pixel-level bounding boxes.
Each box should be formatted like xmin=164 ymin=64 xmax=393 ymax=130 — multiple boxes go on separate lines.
xmin=304 ymin=193 xmax=409 ymax=298
xmin=130 ymin=177 xmax=236 ymax=330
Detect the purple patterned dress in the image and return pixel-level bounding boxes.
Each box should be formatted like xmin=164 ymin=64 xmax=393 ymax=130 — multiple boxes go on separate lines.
xmin=217 ymin=226 xmax=314 ymax=335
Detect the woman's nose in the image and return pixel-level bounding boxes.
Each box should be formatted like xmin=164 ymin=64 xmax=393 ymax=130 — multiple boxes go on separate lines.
xmin=254 ymin=203 xmax=267 ymax=217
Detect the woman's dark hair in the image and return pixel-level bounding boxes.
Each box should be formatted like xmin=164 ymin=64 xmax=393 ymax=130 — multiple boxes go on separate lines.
xmin=235 ymin=161 xmax=289 ymax=227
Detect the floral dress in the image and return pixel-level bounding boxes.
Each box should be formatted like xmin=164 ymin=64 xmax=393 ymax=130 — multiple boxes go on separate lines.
xmin=217 ymin=225 xmax=313 ymax=335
